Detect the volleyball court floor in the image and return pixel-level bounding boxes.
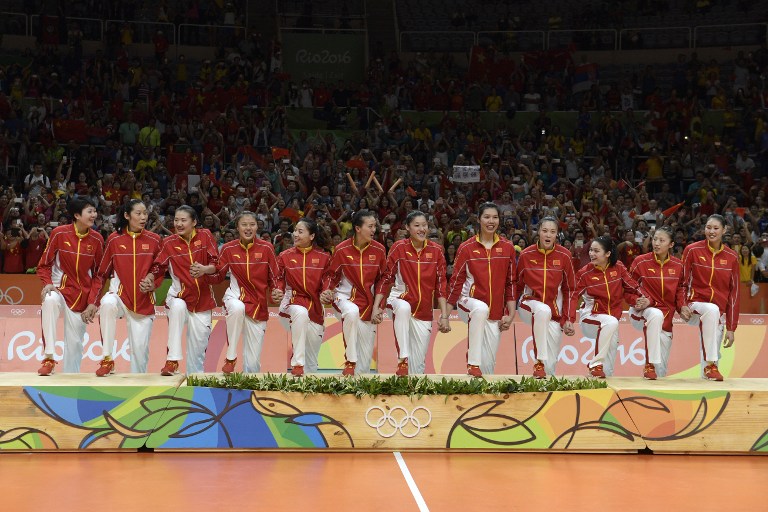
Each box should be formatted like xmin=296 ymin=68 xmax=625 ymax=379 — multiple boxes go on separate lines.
xmin=1 ymin=452 xmax=765 ymax=511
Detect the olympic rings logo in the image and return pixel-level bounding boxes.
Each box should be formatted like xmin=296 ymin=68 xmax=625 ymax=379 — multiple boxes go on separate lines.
xmin=365 ymin=406 xmax=432 ymax=438
xmin=751 ymin=318 xmax=764 ymax=325
xmin=10 ymin=309 xmax=26 ymax=316
xmin=0 ymin=286 xmax=24 ymax=305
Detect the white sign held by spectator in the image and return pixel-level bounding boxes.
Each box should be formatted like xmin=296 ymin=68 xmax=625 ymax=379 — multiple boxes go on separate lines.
xmin=451 ymin=165 xmax=481 ymax=183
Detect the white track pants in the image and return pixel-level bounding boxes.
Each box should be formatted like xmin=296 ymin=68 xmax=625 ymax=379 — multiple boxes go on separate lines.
xmin=99 ymin=292 xmax=154 ymax=373
xmin=519 ymin=299 xmax=563 ymax=376
xmin=629 ymin=306 xmax=673 ymax=377
xmin=457 ymin=297 xmax=502 ymax=375
xmin=279 ymin=304 xmax=325 ymax=372
xmin=334 ymin=297 xmax=376 ymax=374
xmin=688 ymin=301 xmax=725 ymax=371
xmin=387 ymin=297 xmax=433 ymax=374
xmin=41 ymin=290 xmax=86 ymax=373
xmin=580 ymin=312 xmax=620 ymax=376
xmin=224 ymin=297 xmax=267 ymax=373
xmin=166 ymin=297 xmax=212 ymax=374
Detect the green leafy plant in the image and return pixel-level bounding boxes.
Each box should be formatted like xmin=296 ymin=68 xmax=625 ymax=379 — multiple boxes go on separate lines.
xmin=187 ymin=374 xmax=607 ymax=398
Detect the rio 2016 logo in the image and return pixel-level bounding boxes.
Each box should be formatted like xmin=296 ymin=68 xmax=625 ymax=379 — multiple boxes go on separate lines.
xmin=294 ymin=50 xmax=352 ymax=65
xmin=0 ymin=286 xmax=24 ymax=305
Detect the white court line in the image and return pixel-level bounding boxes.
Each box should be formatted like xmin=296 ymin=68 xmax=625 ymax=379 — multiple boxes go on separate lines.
xmin=393 ymin=451 xmax=429 ymax=512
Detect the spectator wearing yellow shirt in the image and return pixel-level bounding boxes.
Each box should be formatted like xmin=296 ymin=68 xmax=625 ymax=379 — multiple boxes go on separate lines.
xmin=412 ymin=120 xmax=433 ymax=146
xmin=739 ymin=244 xmax=757 ymax=284
xmin=485 ymin=91 xmax=502 ymax=112
xmin=138 ymin=119 xmax=161 ymax=148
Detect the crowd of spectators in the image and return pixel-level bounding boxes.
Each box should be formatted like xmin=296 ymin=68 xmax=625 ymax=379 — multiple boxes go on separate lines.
xmin=1 ymin=18 xmax=768 ymax=285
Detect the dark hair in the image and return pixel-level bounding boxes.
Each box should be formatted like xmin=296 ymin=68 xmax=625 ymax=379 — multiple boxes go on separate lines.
xmin=405 ymin=210 xmax=427 ymax=226
xmin=116 ymin=199 xmax=146 ymax=232
xmin=653 ymin=225 xmax=675 ymax=241
xmin=296 ymin=218 xmax=331 ymax=252
xmin=707 ymin=214 xmax=726 ymax=228
xmin=477 ymin=202 xmax=500 ymax=218
xmin=175 ymin=204 xmax=199 ymax=223
xmin=538 ymin=216 xmax=559 ymax=232
xmin=593 ymin=235 xmax=618 ymax=266
xmin=234 ymin=210 xmax=258 ymax=227
xmin=67 ymin=197 xmax=97 ymax=219
xmin=352 ymin=209 xmax=376 ymax=229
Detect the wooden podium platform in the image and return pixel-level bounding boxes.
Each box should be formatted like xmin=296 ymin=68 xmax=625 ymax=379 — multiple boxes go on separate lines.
xmin=1 ymin=373 xmax=766 ymax=453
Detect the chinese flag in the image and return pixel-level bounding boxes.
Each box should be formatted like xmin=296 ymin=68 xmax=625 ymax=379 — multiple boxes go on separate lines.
xmin=661 ymin=201 xmax=685 ymax=217
xmin=271 ymin=147 xmax=290 ymax=161
xmin=167 ymin=152 xmax=203 ymax=176
xmin=53 ymin=119 xmax=87 ymax=143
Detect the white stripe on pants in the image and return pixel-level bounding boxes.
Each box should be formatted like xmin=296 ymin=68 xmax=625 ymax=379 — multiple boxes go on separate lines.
xmin=387 ymin=297 xmax=433 ymax=374
xmin=280 ymin=304 xmax=325 ymax=372
xmin=334 ymin=297 xmax=376 ymax=374
xmin=41 ymin=290 xmax=86 ymax=373
xmin=628 ymin=306 xmax=668 ymax=367
xmin=166 ymin=296 xmax=212 ymax=374
xmin=99 ymin=292 xmax=154 ymax=373
xmin=580 ymin=312 xmax=620 ymax=376
xmin=457 ymin=296 xmax=501 ymax=375
xmin=224 ymin=297 xmax=267 ymax=373
xmin=518 ymin=299 xmax=563 ymax=376
xmin=688 ymin=301 xmax=725 ymax=371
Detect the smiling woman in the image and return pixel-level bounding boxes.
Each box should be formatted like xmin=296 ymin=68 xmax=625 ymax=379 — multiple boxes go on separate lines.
xmin=372 ymin=210 xmax=451 ymax=377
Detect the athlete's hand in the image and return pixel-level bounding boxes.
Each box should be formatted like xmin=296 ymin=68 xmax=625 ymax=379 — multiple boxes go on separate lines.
xmin=271 ymin=288 xmax=284 ymax=303
xmin=139 ymin=274 xmax=156 ymax=293
xmin=438 ymin=316 xmax=451 ymax=333
xmin=319 ymin=289 xmax=335 ymax=304
xmin=563 ymin=320 xmax=575 ymax=337
xmin=190 ymin=262 xmax=205 ymax=279
xmin=723 ymin=330 xmax=735 ymax=348
xmin=635 ymin=297 xmax=650 ymax=310
xmin=679 ymin=305 xmax=692 ymax=322
xmin=499 ymin=315 xmax=514 ymax=331
xmin=81 ymin=304 xmax=98 ymax=324
xmin=370 ymin=306 xmax=383 ymax=324
xmin=40 ymin=284 xmax=57 ymax=302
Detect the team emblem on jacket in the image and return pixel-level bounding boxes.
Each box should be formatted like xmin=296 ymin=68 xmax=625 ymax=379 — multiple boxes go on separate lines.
xmin=668 ymin=269 xmax=676 ymax=275
xmin=369 ymin=255 xmax=376 ymax=261
xmin=255 ymin=253 xmax=262 ymax=259
xmin=495 ymin=248 xmax=503 ymax=253
xmin=553 ymin=259 xmax=560 ymax=266
xmin=86 ymin=244 xmax=93 ymax=252
xmin=194 ymin=240 xmax=202 ymax=247
xmin=649 ymin=268 xmax=656 ymax=273
xmin=610 ymin=271 xmax=617 ymax=277
xmin=234 ymin=254 xmax=241 ymax=259
xmin=426 ymin=253 xmax=433 ymax=259
xmin=142 ymin=244 xmax=150 ymax=250
xmin=720 ymin=259 xmax=727 ymax=265
xmin=312 ymin=258 xmax=319 ymax=264
xmin=120 ymin=244 xmax=127 ymax=250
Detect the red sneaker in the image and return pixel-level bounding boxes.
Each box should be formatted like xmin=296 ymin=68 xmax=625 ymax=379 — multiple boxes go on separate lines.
xmin=291 ymin=365 xmax=304 ymax=377
xmin=643 ymin=363 xmax=657 ymax=380
xmin=221 ymin=358 xmax=237 ymax=375
xmin=160 ymin=360 xmax=179 ymax=376
xmin=703 ymin=363 xmax=724 ymax=381
xmin=467 ymin=364 xmax=483 ymax=378
xmin=532 ymin=361 xmax=546 ymax=379
xmin=342 ymin=361 xmax=356 ymax=377
xmin=95 ymin=357 xmax=115 ymax=377
xmin=589 ymin=364 xmax=606 ymax=378
xmin=395 ymin=358 xmax=409 ymax=377
xmin=37 ymin=358 xmax=57 ymax=376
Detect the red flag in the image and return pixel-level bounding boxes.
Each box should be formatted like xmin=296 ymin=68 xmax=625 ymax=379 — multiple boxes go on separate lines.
xmin=628 ymin=210 xmax=636 ymax=219
xmin=271 ymin=147 xmax=290 ymax=161
xmin=345 ymin=158 xmax=366 ymax=170
xmin=468 ymin=46 xmax=491 ymax=80
xmin=661 ymin=201 xmax=685 ymax=218
xmin=635 ymin=180 xmax=646 ymax=189
xmin=167 ymin=152 xmax=203 ymax=176
xmin=53 ymin=119 xmax=87 ymax=143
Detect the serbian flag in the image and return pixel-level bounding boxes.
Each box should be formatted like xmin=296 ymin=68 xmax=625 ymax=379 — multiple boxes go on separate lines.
xmin=167 ymin=152 xmax=203 ymax=176
xmin=661 ymin=201 xmax=685 ymax=218
xmin=572 ymin=62 xmax=599 ymax=93
xmin=271 ymin=147 xmax=290 ymax=161
xmin=53 ymin=119 xmax=87 ymax=143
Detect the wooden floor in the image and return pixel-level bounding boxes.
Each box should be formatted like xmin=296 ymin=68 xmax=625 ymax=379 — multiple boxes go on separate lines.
xmin=0 ymin=452 xmax=765 ymax=511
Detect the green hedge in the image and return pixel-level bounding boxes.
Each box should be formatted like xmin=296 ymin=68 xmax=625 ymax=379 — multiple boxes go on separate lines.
xmin=187 ymin=373 xmax=608 ymax=397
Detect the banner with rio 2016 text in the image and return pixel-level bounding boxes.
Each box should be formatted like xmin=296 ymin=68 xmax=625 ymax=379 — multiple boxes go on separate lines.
xmin=281 ymin=32 xmax=365 ymax=84
xmin=1 ymin=306 xmax=767 ymax=378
